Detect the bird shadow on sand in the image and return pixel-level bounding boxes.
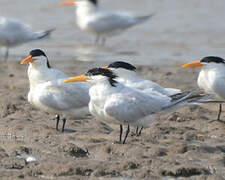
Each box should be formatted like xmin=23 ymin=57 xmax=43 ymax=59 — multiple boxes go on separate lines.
xmin=62 ymin=128 xmax=77 ymax=134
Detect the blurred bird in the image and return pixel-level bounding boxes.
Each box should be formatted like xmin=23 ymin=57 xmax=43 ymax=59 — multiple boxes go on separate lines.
xmin=183 ymin=56 xmax=225 ymax=122
xmin=21 ymin=49 xmax=90 ymax=132
xmin=60 ymin=0 xmax=153 ymax=45
xmin=65 ymin=68 xmax=212 ymax=144
xmin=0 ymin=17 xmax=54 ymax=61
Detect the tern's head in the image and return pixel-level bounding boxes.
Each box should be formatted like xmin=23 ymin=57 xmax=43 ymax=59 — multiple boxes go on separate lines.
xmin=20 ymin=49 xmax=51 ymax=68
xmin=103 ymin=61 xmax=136 ymax=79
xmin=65 ymin=68 xmax=118 ymax=87
xmin=59 ymin=0 xmax=98 ymax=7
xmin=183 ymin=56 xmax=225 ymax=70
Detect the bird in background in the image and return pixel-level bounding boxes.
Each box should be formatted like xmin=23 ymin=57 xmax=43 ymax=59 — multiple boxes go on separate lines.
xmin=183 ymin=56 xmax=225 ymax=122
xmin=20 ymin=49 xmax=90 ymax=132
xmin=65 ymin=67 xmax=212 ymax=144
xmin=103 ymin=61 xmax=181 ymax=135
xmin=103 ymin=61 xmax=181 ymax=96
xmin=60 ymin=0 xmax=153 ymax=45
xmin=0 ymin=17 xmax=54 ymax=61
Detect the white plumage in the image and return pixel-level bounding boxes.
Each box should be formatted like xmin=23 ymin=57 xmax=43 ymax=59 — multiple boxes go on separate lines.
xmin=60 ymin=0 xmax=153 ymax=44
xmin=0 ymin=17 xmax=53 ymax=61
xmin=65 ymin=68 xmax=211 ymax=143
xmin=104 ymin=61 xmax=181 ymax=135
xmin=21 ymin=49 xmax=90 ymax=132
xmin=105 ymin=61 xmax=181 ymax=96
xmin=183 ymin=56 xmax=225 ymax=121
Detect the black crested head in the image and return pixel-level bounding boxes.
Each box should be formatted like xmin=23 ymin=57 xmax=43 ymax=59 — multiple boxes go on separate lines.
xmin=30 ymin=49 xmax=46 ymax=57
xmin=108 ymin=61 xmax=136 ymax=71
xmin=86 ymin=68 xmax=118 ymax=87
xmin=200 ymin=56 xmax=225 ymax=64
xmin=29 ymin=49 xmax=51 ymax=68
xmin=88 ymin=0 xmax=98 ymax=6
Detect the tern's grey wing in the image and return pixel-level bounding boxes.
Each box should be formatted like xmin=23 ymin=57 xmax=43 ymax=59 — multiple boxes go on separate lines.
xmin=104 ymin=89 xmax=166 ymax=124
xmin=39 ymin=80 xmax=89 ymax=111
xmin=88 ymin=12 xmax=141 ymax=33
xmin=0 ymin=17 xmax=37 ymax=45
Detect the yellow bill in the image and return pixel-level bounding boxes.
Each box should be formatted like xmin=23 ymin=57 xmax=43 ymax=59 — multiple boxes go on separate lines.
xmin=59 ymin=0 xmax=75 ymax=6
xmin=182 ymin=60 xmax=203 ymax=68
xmin=20 ymin=55 xmax=35 ymax=64
xmin=64 ymin=74 xmax=90 ymax=83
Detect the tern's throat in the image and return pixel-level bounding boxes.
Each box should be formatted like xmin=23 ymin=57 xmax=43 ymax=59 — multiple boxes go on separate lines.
xmin=76 ymin=1 xmax=97 ymax=15
xmin=27 ymin=63 xmax=53 ymax=86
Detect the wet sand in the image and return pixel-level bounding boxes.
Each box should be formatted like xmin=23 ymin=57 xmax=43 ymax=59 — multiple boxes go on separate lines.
xmin=1 ymin=0 xmax=225 ymax=65
xmin=0 ymin=60 xmax=225 ymax=179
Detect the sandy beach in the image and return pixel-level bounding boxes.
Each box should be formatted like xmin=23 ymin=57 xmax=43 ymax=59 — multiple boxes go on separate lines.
xmin=1 ymin=0 xmax=225 ymax=179
xmin=0 ymin=60 xmax=225 ymax=179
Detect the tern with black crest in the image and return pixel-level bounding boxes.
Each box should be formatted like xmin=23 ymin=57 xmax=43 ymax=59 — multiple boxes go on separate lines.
xmin=104 ymin=61 xmax=181 ymax=135
xmin=21 ymin=49 xmax=90 ymax=132
xmin=65 ymin=68 xmax=212 ymax=144
xmin=104 ymin=61 xmax=181 ymax=96
xmin=183 ymin=56 xmax=225 ymax=122
xmin=60 ymin=0 xmax=153 ymax=44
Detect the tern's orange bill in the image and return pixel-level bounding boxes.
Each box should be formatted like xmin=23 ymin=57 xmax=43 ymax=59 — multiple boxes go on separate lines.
xmin=20 ymin=55 xmax=35 ymax=64
xmin=64 ymin=74 xmax=90 ymax=83
xmin=102 ymin=65 xmax=109 ymax=69
xmin=182 ymin=60 xmax=203 ymax=68
xmin=59 ymin=0 xmax=75 ymax=6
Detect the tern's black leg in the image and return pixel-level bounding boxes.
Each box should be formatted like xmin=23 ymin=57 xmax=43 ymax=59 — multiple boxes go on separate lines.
xmin=136 ymin=126 xmax=139 ymax=135
xmin=61 ymin=117 xmax=67 ymax=132
xmin=4 ymin=47 xmax=9 ymax=61
xmin=217 ymin=103 xmax=222 ymax=121
xmin=138 ymin=126 xmax=143 ymax=136
xmin=123 ymin=125 xmax=130 ymax=144
xmin=119 ymin=124 xmax=123 ymax=143
xmin=56 ymin=115 xmax=60 ymax=131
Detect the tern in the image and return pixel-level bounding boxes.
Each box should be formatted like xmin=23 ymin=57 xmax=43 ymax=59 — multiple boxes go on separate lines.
xmin=65 ymin=68 xmax=212 ymax=144
xmin=104 ymin=61 xmax=181 ymax=96
xmin=103 ymin=61 xmax=181 ymax=135
xmin=0 ymin=17 xmax=54 ymax=61
xmin=60 ymin=0 xmax=153 ymax=44
xmin=183 ymin=56 xmax=225 ymax=122
xmin=21 ymin=49 xmax=90 ymax=132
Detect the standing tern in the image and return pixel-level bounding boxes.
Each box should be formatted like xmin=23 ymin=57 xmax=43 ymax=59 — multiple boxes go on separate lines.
xmin=0 ymin=17 xmax=54 ymax=61
xmin=21 ymin=49 xmax=90 ymax=132
xmin=60 ymin=0 xmax=153 ymax=44
xmin=103 ymin=61 xmax=181 ymax=135
xmin=65 ymin=68 xmax=212 ymax=144
xmin=104 ymin=61 xmax=181 ymax=96
xmin=183 ymin=56 xmax=225 ymax=122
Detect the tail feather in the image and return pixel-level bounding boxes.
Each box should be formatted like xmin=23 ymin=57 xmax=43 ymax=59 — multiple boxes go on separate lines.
xmin=195 ymin=100 xmax=225 ymax=104
xmin=162 ymin=89 xmax=214 ymax=110
xmin=169 ymin=91 xmax=192 ymax=101
xmin=136 ymin=13 xmax=154 ymax=24
xmin=34 ymin=28 xmax=55 ymax=40
xmin=165 ymin=88 xmax=181 ymax=95
xmin=186 ymin=94 xmax=215 ymax=104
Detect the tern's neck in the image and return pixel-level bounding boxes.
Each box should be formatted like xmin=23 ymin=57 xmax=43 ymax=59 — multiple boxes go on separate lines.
xmin=90 ymin=79 xmax=122 ymax=97
xmin=76 ymin=1 xmax=98 ymax=15
xmin=28 ymin=63 xmax=53 ymax=85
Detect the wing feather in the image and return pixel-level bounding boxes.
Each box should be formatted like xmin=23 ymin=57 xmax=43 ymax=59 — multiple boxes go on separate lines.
xmin=104 ymin=88 xmax=168 ymax=124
